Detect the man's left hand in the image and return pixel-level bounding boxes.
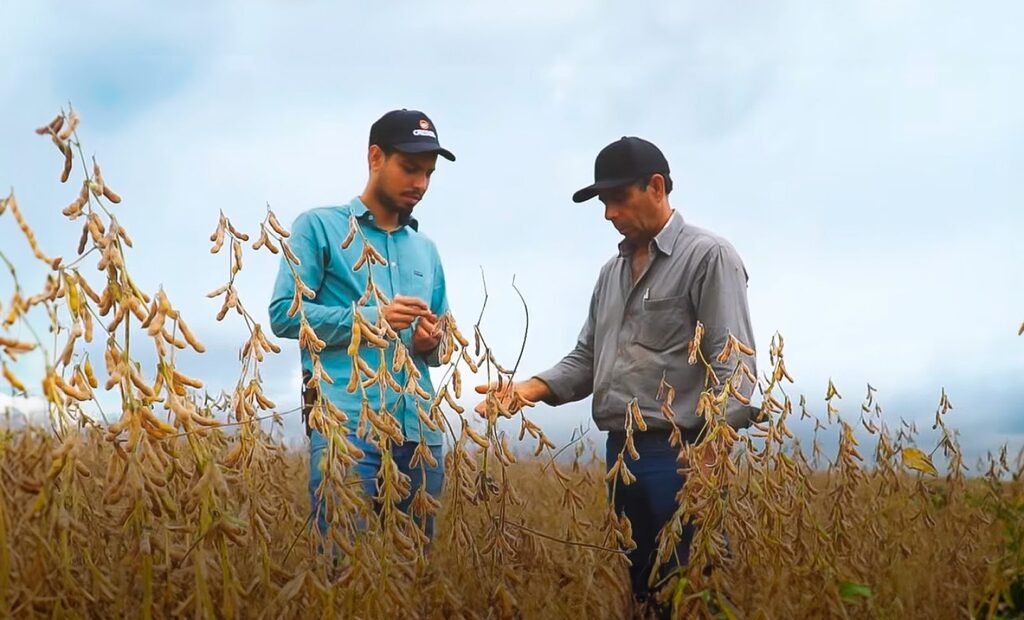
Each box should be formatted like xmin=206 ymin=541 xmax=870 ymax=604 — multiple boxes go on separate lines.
xmin=412 ymin=314 xmax=441 ymax=355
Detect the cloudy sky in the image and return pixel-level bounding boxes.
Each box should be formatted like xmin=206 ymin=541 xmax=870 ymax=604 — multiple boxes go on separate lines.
xmin=1 ymin=2 xmax=1021 ymax=463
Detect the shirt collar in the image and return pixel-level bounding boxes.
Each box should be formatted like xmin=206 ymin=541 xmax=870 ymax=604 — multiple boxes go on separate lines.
xmin=617 ymin=210 xmax=684 ymax=257
xmin=348 ymin=196 xmax=419 ymax=232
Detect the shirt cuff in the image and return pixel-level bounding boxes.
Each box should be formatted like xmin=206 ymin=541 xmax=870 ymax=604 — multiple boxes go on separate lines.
xmin=354 ymin=304 xmax=380 ymax=328
xmin=400 ymin=323 xmax=415 ymax=356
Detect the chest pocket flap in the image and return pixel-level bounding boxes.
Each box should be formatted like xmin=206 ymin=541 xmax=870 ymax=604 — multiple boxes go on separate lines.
xmin=636 ymin=294 xmax=691 ymax=351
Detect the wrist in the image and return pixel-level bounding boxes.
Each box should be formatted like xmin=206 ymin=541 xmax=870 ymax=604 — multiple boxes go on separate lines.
xmin=519 ymin=377 xmax=549 ymax=402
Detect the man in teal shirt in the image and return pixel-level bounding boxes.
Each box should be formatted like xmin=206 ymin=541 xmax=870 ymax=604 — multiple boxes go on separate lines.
xmin=268 ymin=109 xmax=454 ymax=537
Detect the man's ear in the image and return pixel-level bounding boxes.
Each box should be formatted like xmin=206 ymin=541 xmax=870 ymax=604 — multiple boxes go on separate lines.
xmin=368 ymin=145 xmax=386 ymax=172
xmin=649 ymin=173 xmax=667 ymax=200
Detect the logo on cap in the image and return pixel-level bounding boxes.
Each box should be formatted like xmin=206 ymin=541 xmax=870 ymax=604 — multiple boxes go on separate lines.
xmin=419 ymin=119 xmax=431 ymax=130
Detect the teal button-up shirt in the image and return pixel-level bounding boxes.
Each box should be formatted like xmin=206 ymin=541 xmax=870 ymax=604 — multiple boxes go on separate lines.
xmin=269 ymin=197 xmax=448 ymax=446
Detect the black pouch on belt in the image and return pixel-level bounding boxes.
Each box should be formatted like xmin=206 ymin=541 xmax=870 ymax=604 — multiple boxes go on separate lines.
xmin=301 ymin=368 xmax=319 ymax=437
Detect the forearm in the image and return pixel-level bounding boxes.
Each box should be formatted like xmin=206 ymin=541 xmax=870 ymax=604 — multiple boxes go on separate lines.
xmin=269 ymin=297 xmax=379 ymax=347
xmin=532 ymin=347 xmax=594 ymax=406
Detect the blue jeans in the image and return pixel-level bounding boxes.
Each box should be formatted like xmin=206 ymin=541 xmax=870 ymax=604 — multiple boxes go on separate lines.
xmin=606 ymin=430 xmax=698 ymax=601
xmin=309 ymin=430 xmax=445 ymax=539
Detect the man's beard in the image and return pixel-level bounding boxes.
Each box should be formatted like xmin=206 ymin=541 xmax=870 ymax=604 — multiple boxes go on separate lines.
xmin=375 ymin=187 xmax=414 ymax=223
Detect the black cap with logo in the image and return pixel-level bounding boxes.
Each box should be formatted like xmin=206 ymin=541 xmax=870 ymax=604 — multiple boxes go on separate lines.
xmin=572 ymin=136 xmax=670 ymax=203
xmin=368 ymin=109 xmax=456 ymax=162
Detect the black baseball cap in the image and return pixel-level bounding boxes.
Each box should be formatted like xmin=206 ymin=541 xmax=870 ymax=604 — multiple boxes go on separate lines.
xmin=572 ymin=136 xmax=670 ymax=203
xmin=368 ymin=109 xmax=455 ymax=162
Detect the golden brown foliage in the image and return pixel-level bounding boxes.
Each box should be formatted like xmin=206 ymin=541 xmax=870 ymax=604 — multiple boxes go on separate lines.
xmin=1 ymin=108 xmax=1021 ymax=619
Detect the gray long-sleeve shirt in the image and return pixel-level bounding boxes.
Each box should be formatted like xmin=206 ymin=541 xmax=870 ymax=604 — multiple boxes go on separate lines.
xmin=535 ymin=211 xmax=757 ymax=432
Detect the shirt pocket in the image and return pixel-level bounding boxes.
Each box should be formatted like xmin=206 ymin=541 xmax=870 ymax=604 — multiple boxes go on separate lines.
xmin=399 ymin=264 xmax=433 ymax=304
xmin=635 ymin=294 xmax=691 ymax=351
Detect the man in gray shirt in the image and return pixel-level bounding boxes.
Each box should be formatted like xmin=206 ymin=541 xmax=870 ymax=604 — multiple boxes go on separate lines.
xmin=476 ymin=136 xmax=756 ymax=610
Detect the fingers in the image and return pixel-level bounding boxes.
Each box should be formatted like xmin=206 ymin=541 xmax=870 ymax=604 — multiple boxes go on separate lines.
xmin=474 ymin=383 xmax=495 ymax=417
xmin=387 ymin=315 xmax=417 ymax=330
xmin=390 ymin=307 xmax=430 ymax=322
xmin=392 ymin=295 xmax=430 ymax=312
xmin=384 ymin=299 xmax=431 ymax=330
xmin=389 ymin=310 xmax=423 ymax=324
xmin=416 ymin=315 xmax=438 ymax=334
xmin=473 ymin=381 xmax=506 ymax=395
xmin=473 ymin=381 xmax=535 ymax=418
xmin=414 ymin=317 xmax=438 ymax=340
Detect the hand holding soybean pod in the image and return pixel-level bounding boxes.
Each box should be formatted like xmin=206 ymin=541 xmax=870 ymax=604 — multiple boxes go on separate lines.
xmin=0 ymin=107 xmax=1021 ymax=618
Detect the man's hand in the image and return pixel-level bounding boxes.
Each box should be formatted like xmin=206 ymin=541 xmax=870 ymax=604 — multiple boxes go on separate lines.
xmin=383 ymin=295 xmax=431 ymax=330
xmin=679 ymin=441 xmax=726 ymax=479
xmin=473 ymin=377 xmax=550 ymax=418
xmin=412 ymin=313 xmax=442 ymax=355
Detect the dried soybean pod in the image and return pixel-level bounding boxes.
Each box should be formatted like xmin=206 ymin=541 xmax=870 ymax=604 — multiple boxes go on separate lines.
xmin=281 ymin=240 xmax=301 ymax=265
xmin=59 ymin=141 xmax=73 ymax=183
xmin=102 ymin=184 xmax=122 ymax=204
xmin=172 ymin=369 xmax=203 ymax=390
xmin=177 ymin=317 xmax=206 ymax=353
xmin=352 ymin=248 xmax=369 ymax=271
xmin=452 ymin=325 xmax=469 ymax=348
xmin=210 ymin=215 xmax=226 ymax=253
xmin=261 ymin=234 xmax=280 ymax=254
xmin=341 ymin=223 xmax=358 ymax=250
xmin=728 ymin=381 xmax=751 ymax=406
xmin=206 ymin=283 xmax=229 ymax=299
xmin=346 ymin=364 xmax=360 ymax=394
xmin=140 ymin=298 xmax=159 ymax=329
xmin=232 ymin=239 xmax=243 ymax=272
xmin=359 ymin=322 xmax=388 ymax=348
xmin=2 ymin=363 xmax=27 ymax=392
xmin=64 ymin=181 xmax=89 ymax=217
xmin=58 ymin=325 xmax=81 ymax=367
xmin=464 ymin=424 xmax=489 ymax=449
xmin=58 ymin=108 xmax=79 ymax=140
xmin=392 ymin=343 xmax=407 ymax=373
xmin=227 ymin=221 xmax=249 ymax=242
xmin=267 ymin=210 xmax=290 ymax=237
xmin=252 ymin=227 xmax=275 ymax=253
xmin=717 ymin=338 xmax=735 ymax=363
xmin=36 ymin=114 xmax=64 ymax=135
xmin=84 ymin=357 xmax=98 ymax=388
xmin=347 ymin=321 xmax=362 ymax=357
xmin=92 ymin=159 xmax=105 ymax=190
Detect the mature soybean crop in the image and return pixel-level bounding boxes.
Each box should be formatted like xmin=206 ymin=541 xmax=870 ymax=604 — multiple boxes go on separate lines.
xmin=1 ymin=108 xmax=1021 ymax=619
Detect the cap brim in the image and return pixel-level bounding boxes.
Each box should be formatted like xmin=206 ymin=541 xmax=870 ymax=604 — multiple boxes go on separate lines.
xmin=571 ymin=177 xmax=635 ymax=203
xmin=392 ymin=142 xmax=456 ymax=162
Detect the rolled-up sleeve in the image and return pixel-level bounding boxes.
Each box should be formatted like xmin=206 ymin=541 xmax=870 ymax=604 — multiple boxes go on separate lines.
xmin=534 ymin=281 xmax=599 ymax=405
xmin=268 ymin=212 xmax=379 ymax=346
xmin=692 ymin=243 xmax=758 ymax=428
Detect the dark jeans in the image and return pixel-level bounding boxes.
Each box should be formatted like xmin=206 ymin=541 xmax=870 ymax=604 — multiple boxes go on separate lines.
xmin=606 ymin=429 xmax=698 ymax=602
xmin=309 ymin=430 xmax=444 ymax=538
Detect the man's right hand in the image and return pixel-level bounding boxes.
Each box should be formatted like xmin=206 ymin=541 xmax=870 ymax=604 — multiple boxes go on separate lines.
xmin=383 ymin=295 xmax=432 ymax=330
xmin=473 ymin=377 xmax=550 ymax=418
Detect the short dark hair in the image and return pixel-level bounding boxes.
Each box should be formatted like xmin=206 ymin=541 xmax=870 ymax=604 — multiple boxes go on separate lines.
xmin=636 ymin=173 xmax=673 ymax=195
